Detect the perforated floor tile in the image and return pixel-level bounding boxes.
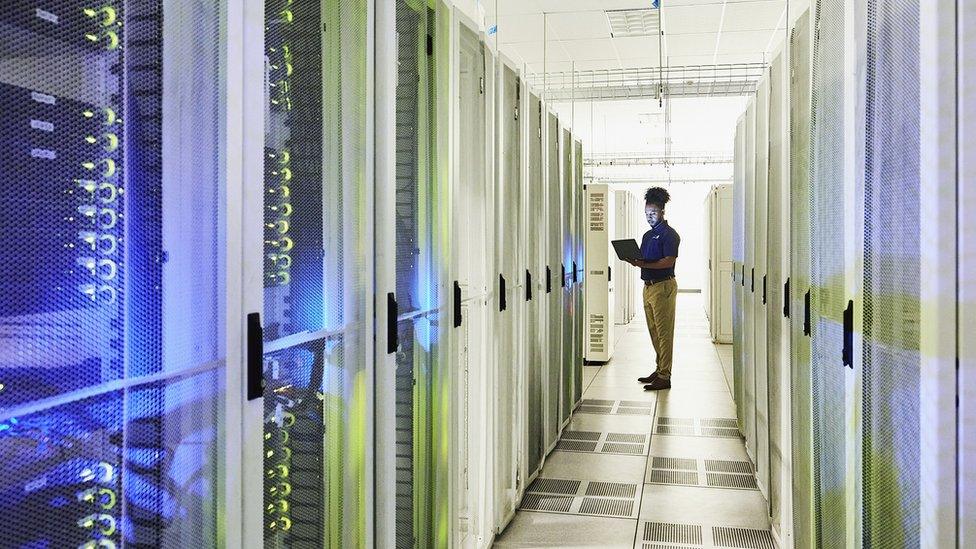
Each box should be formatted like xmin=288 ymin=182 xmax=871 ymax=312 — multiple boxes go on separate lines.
xmin=520 ymin=478 xmax=641 ymax=519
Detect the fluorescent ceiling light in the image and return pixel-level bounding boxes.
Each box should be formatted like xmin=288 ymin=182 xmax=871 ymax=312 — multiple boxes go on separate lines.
xmin=606 ymin=8 xmax=661 ymax=38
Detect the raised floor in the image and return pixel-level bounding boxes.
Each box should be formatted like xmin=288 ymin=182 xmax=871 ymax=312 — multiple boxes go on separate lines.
xmin=495 ymin=294 xmax=773 ymax=548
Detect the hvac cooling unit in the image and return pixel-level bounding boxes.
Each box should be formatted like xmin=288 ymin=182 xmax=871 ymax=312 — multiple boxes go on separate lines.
xmin=584 ymin=184 xmax=615 ymax=362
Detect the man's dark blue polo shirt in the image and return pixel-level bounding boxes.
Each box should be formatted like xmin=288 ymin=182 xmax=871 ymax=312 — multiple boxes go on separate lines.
xmin=640 ymin=220 xmax=680 ymax=281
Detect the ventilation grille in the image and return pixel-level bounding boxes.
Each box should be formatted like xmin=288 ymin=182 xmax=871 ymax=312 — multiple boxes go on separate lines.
xmin=607 ymin=433 xmax=648 ymax=444
xmin=642 ymin=522 xmax=703 ymax=545
xmin=579 ymin=404 xmax=614 ymax=414
xmin=657 ymin=417 xmax=695 ymax=426
xmin=649 ymin=469 xmax=700 ymax=486
xmin=705 ymin=460 xmax=753 ymax=474
xmin=562 ymin=430 xmax=602 ymax=441
xmin=712 ymin=526 xmax=776 ymax=548
xmin=579 ymin=497 xmax=634 ymax=518
xmin=581 ymin=399 xmax=615 ymax=406
xmin=557 ymin=440 xmax=599 ymax=452
xmin=520 ymin=493 xmax=574 ymax=513
xmin=528 ymin=478 xmax=581 ymax=495
xmin=700 ymin=418 xmax=739 ymax=428
xmin=588 ymin=191 xmax=606 ymax=231
xmin=652 ymin=457 xmax=697 ymax=471
xmin=602 ymin=442 xmax=645 ymax=455
xmin=619 ymin=400 xmax=655 ymax=408
xmin=657 ymin=425 xmax=696 ymax=436
xmin=707 ymin=473 xmax=759 ymax=490
xmin=700 ymin=427 xmax=741 ymax=438
xmin=655 ymin=417 xmax=742 ymax=438
xmin=588 ymin=313 xmax=606 ymax=353
xmin=618 ymin=406 xmax=654 ymax=416
xmin=606 ymin=8 xmax=661 ymax=38
xmin=585 ymin=481 xmax=638 ymax=498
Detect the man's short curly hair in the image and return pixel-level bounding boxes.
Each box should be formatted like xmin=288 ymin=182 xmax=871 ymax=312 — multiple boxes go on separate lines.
xmin=644 ymin=187 xmax=671 ymax=209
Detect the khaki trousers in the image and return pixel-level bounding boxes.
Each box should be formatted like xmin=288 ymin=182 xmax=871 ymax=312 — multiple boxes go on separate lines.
xmin=642 ymin=278 xmax=677 ymax=380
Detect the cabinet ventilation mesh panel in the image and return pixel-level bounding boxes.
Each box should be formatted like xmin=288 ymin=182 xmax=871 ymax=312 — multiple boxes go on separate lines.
xmin=765 ymin=50 xmax=787 ymax=532
xmin=810 ymin=0 xmax=848 ymax=546
xmin=0 ymin=0 xmax=225 ymax=545
xmin=546 ymin=113 xmax=563 ymax=446
xmin=863 ymin=0 xmax=921 ymax=546
xmin=788 ymin=9 xmax=815 ymax=548
xmin=526 ymin=92 xmax=545 ymax=473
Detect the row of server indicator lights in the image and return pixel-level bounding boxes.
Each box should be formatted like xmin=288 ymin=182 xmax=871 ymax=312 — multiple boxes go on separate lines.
xmin=2 ymin=2 xmax=125 ymax=548
xmin=264 ymin=1 xmax=298 ymax=544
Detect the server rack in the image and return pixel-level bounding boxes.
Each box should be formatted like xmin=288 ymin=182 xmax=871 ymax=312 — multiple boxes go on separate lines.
xmin=753 ymin=70 xmax=771 ymax=502
xmin=742 ymin=100 xmax=757 ymax=457
xmin=450 ymin=12 xmax=492 ymax=548
xmin=703 ymin=184 xmax=733 ymax=345
xmin=573 ymin=138 xmax=585 ymax=405
xmin=613 ymin=190 xmax=636 ymax=326
xmin=583 ymin=184 xmax=614 ymax=363
xmin=524 ymin=91 xmax=545 ymax=477
xmin=788 ymin=10 xmax=814 ymax=548
xmin=493 ymin=55 xmax=523 ymax=530
xmin=0 ymin=0 xmax=228 ymax=546
xmin=766 ymin=46 xmax=790 ymax=541
xmin=544 ymin=112 xmax=563 ymax=452
xmin=560 ymin=126 xmax=574 ymax=426
xmin=732 ymin=115 xmax=746 ymax=431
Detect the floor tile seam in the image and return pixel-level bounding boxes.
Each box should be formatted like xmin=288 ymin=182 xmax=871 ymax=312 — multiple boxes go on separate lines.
xmin=634 ymin=396 xmax=660 ymax=548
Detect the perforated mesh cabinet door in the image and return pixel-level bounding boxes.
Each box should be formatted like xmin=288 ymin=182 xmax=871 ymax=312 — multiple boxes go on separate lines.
xmin=561 ymin=126 xmax=574 ymax=425
xmin=754 ymin=71 xmax=771 ymax=502
xmin=545 ymin=112 xmax=563 ymax=451
xmin=810 ymin=1 xmax=851 ymax=545
xmin=0 ymin=0 xmax=227 ymax=545
xmin=526 ymin=92 xmax=545 ymax=473
xmin=494 ymin=59 xmax=522 ymax=526
xmin=863 ymin=0 xmax=921 ymax=545
xmin=732 ymin=116 xmax=747 ymax=433
xmin=743 ymin=99 xmax=757 ymax=463
xmin=766 ymin=48 xmax=789 ymax=535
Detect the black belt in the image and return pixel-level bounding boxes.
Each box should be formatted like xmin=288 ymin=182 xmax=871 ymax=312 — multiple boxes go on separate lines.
xmin=644 ymin=276 xmax=674 ymax=286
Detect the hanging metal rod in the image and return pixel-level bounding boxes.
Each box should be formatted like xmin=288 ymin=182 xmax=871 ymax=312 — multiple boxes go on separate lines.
xmin=585 ymin=151 xmax=733 ymax=167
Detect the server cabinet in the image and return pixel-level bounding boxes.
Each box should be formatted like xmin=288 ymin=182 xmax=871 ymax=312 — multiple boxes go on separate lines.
xmin=573 ymin=139 xmax=585 ymax=404
xmin=742 ymin=100 xmax=757 ymax=457
xmin=544 ymin=113 xmax=563 ymax=450
xmin=375 ymin=0 xmax=450 ymax=546
xmin=732 ymin=115 xmax=746 ymax=428
xmin=788 ymin=10 xmax=815 ymax=548
xmin=493 ymin=56 xmax=523 ymax=529
xmin=0 ymin=1 xmax=228 ymax=546
xmin=614 ymin=191 xmax=636 ymax=325
xmin=753 ymin=71 xmax=771 ymax=502
xmin=451 ymin=14 xmax=492 ymax=548
xmin=809 ymin=0 xmax=863 ymax=545
xmin=560 ymin=126 xmax=574 ymax=426
xmin=244 ymin=1 xmax=373 ymax=547
xmin=862 ymin=1 xmax=923 ymax=545
xmin=584 ymin=184 xmax=614 ymax=362
xmin=705 ymin=185 xmax=733 ymax=344
xmin=766 ymin=46 xmax=790 ymax=541
xmin=524 ymin=92 xmax=546 ymax=477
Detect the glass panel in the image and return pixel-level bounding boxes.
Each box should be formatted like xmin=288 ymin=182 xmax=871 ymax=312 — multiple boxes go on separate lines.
xmin=0 ymin=0 xmax=225 ymax=545
xmin=261 ymin=0 xmax=370 ymax=546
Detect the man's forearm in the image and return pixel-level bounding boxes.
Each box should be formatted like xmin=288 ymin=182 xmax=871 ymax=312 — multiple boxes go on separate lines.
xmin=633 ymin=258 xmax=675 ymax=269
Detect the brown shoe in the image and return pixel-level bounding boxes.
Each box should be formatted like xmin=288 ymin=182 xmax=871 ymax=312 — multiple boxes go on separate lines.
xmin=637 ymin=372 xmax=659 ymax=384
xmin=643 ymin=378 xmax=671 ymax=391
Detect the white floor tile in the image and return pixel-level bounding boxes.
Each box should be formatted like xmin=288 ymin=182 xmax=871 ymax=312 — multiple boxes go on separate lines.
xmin=495 ymin=512 xmax=636 ymax=547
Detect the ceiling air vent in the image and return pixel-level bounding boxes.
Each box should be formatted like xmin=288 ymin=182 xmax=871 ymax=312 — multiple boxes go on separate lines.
xmin=606 ymin=8 xmax=661 ymax=38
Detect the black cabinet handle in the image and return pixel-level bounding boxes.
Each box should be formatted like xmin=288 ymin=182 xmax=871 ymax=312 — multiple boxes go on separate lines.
xmin=453 ymin=281 xmax=462 ymax=328
xmin=561 ymin=264 xmax=566 ymax=288
xmin=751 ymin=268 xmax=755 ymax=293
xmin=387 ymin=293 xmax=398 ymax=354
xmin=762 ymin=275 xmax=767 ymax=305
xmin=572 ymin=262 xmax=578 ymax=283
xmin=608 ymin=265 xmax=612 ymax=283
xmin=546 ymin=266 xmax=552 ymax=294
xmin=784 ymin=278 xmax=791 ymax=318
xmin=246 ymin=312 xmax=264 ymax=401
xmin=803 ymin=290 xmax=811 ymax=336
xmin=842 ymin=300 xmax=854 ymax=368
xmin=499 ymin=274 xmax=507 ymax=311
xmin=525 ymin=270 xmax=532 ymax=301
xmin=742 ymin=265 xmax=746 ymax=287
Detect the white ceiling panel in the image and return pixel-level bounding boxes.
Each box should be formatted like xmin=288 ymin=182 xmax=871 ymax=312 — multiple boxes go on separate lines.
xmin=611 ymin=36 xmax=661 ymax=60
xmin=534 ymin=0 xmax=650 ymax=12
xmin=721 ymin=1 xmax=786 ymax=31
xmin=496 ymin=14 xmax=546 ymax=44
xmin=559 ymin=39 xmax=621 ymax=61
xmin=508 ymin=41 xmax=573 ymax=64
xmin=716 ymin=29 xmax=777 ymax=55
xmin=663 ymin=4 xmax=724 ymax=35
xmin=665 ymin=32 xmax=719 ymax=57
xmin=546 ymin=11 xmax=613 ymax=40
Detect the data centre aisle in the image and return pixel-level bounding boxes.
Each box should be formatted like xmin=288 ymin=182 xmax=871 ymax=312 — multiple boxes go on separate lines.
xmin=495 ymin=294 xmax=773 ymax=548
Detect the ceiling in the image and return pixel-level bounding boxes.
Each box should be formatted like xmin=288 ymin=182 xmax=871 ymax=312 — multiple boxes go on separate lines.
xmin=481 ymin=0 xmax=804 ymax=77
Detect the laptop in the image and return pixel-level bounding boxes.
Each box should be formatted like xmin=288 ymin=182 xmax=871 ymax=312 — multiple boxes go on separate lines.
xmin=611 ymin=239 xmax=642 ymax=262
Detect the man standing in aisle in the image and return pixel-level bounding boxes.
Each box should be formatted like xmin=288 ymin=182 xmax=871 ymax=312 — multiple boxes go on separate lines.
xmin=627 ymin=187 xmax=680 ymax=391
